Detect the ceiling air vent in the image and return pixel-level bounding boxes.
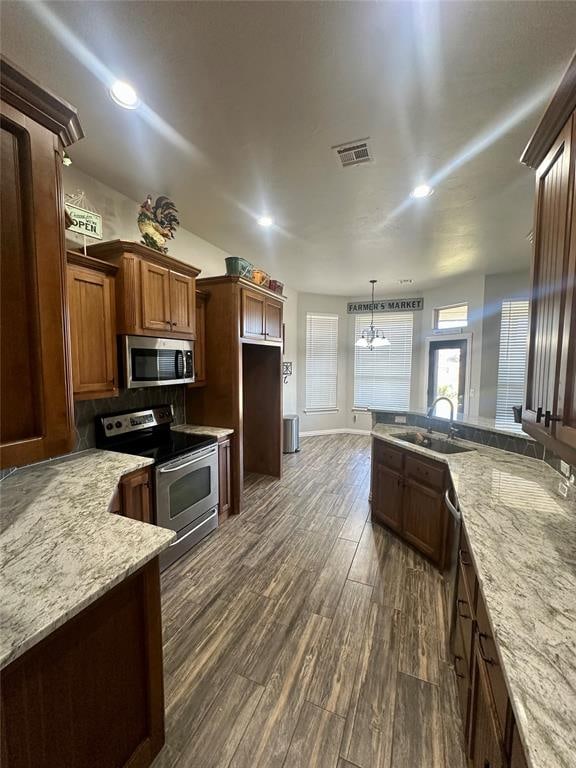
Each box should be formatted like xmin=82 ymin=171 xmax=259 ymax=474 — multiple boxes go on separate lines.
xmin=333 ymin=138 xmax=372 ymax=168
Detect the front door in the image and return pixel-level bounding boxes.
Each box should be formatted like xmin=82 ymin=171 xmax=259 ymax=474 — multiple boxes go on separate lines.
xmin=427 ymin=339 xmax=468 ymax=417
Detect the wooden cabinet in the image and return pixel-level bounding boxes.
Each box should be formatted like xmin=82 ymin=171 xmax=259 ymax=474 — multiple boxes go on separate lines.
xmin=0 ymin=58 xmax=83 ymax=470
xmin=0 ymin=558 xmax=165 ymax=768
xmin=85 ymin=240 xmax=200 ymax=340
xmin=193 ymin=290 xmax=207 ymax=385
xmin=370 ymin=438 xmax=450 ymax=568
xmin=141 ymin=261 xmax=171 ymax=332
xmin=402 ymin=478 xmax=446 ymax=563
xmin=110 ymin=468 xmax=152 ymax=523
xmin=242 ymin=287 xmax=266 ymax=339
xmin=452 ymin=524 xmax=530 ymax=768
xmin=469 ymin=642 xmax=504 ymax=768
xmin=521 ymin=56 xmax=576 ymax=465
xmin=371 ymin=462 xmax=403 ymax=532
xmin=67 ymin=253 xmax=118 ymax=400
xmin=241 ymin=286 xmax=284 ymax=342
xmin=218 ymin=436 xmax=232 ymax=520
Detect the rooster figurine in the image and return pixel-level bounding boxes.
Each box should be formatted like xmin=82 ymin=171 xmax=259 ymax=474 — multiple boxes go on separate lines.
xmin=138 ymin=194 xmax=180 ymax=253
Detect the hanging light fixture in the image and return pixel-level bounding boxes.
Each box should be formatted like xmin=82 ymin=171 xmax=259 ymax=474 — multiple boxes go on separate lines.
xmin=355 ymin=279 xmax=391 ymax=350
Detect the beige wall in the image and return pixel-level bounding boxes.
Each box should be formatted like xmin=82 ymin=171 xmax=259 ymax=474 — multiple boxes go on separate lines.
xmin=63 ymin=165 xmax=299 ymax=414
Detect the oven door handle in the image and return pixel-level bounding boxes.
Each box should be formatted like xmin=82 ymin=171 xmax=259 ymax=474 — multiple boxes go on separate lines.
xmin=158 ymin=446 xmax=217 ymax=473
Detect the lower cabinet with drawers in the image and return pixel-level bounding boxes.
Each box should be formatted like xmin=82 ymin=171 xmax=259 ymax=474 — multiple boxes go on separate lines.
xmin=453 ymin=526 xmax=529 ymax=768
xmin=371 ymin=437 xmax=451 ymax=568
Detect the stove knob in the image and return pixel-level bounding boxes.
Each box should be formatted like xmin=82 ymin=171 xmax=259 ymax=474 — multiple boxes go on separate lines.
xmin=106 ymin=423 xmax=113 ymax=431
xmin=115 ymin=421 xmax=122 ymax=428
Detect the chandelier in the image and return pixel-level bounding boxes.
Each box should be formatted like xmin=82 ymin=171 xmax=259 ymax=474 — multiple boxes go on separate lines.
xmin=355 ymin=280 xmax=390 ymax=350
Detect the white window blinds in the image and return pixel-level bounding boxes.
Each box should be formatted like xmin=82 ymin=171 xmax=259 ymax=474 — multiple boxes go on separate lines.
xmin=495 ymin=300 xmax=529 ymax=431
xmin=354 ymin=312 xmax=413 ymax=409
xmin=305 ymin=313 xmax=339 ymax=411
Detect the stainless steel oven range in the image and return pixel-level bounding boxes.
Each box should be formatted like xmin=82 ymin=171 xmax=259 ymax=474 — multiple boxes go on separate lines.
xmin=95 ymin=405 xmax=219 ymax=570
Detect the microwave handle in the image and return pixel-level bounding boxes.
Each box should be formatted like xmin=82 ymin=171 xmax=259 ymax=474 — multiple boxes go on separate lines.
xmin=175 ymin=350 xmax=184 ymax=378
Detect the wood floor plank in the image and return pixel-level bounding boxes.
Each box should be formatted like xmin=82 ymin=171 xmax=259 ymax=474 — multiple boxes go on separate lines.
xmin=307 ymin=538 xmax=358 ymax=618
xmin=229 ymin=612 xmax=331 ymax=768
xmin=156 ymin=435 xmax=466 ymax=768
xmin=398 ymin=569 xmax=441 ymax=685
xmin=340 ymin=604 xmax=400 ymax=768
xmin=282 ymin=701 xmax=346 ymax=768
xmin=179 ymin=673 xmax=264 ymax=768
xmin=391 ymin=672 xmax=444 ymax=768
xmin=307 ymin=580 xmax=373 ymax=716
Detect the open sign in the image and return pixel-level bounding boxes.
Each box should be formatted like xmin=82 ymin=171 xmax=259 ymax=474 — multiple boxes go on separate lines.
xmin=65 ymin=204 xmax=103 ymax=240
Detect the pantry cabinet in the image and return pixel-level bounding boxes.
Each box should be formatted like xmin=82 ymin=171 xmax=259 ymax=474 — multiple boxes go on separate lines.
xmin=0 ymin=57 xmax=83 ymax=469
xmin=370 ymin=438 xmax=450 ymax=568
xmin=85 ymin=240 xmax=200 ymax=341
xmin=521 ymin=55 xmax=576 ymax=465
xmin=67 ymin=252 xmax=118 ymax=400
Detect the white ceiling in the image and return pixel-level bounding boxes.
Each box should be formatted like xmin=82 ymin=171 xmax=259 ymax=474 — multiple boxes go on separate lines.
xmin=2 ymin=1 xmax=575 ymax=295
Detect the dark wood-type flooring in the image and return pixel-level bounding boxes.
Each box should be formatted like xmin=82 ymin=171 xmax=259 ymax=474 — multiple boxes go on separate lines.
xmin=154 ymin=434 xmax=467 ymax=768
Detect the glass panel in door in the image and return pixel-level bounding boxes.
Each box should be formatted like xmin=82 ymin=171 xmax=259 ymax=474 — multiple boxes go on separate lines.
xmin=169 ymin=465 xmax=212 ymax=520
xmin=427 ymin=339 xmax=468 ymax=417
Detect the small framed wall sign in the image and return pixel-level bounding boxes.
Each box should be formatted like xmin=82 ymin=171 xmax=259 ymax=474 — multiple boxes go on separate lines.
xmin=65 ymin=204 xmax=103 ymax=240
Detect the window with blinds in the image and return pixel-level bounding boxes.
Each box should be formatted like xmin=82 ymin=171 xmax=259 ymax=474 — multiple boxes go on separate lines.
xmin=305 ymin=313 xmax=339 ymax=411
xmin=495 ymin=300 xmax=530 ymax=432
xmin=435 ymin=304 xmax=468 ymax=329
xmin=353 ymin=312 xmax=413 ymax=410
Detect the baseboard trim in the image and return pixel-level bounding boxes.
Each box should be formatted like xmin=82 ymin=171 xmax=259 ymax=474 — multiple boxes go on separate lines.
xmin=300 ymin=428 xmax=371 ymax=437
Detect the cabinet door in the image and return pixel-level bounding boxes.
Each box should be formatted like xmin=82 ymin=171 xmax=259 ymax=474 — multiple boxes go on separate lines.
xmin=141 ymin=261 xmax=171 ymax=332
xmin=510 ymin=723 xmax=529 ymax=768
xmin=241 ymin=288 xmax=266 ymax=339
xmin=453 ymin=618 xmax=471 ymax=744
xmin=470 ymin=643 xmax=504 ymax=768
xmin=120 ymin=468 xmax=152 ymax=523
xmin=194 ymin=293 xmax=207 ymax=384
xmin=170 ymin=270 xmax=196 ymax=336
xmin=68 ymin=265 xmax=118 ymax=400
xmin=371 ymin=462 xmax=403 ymax=532
xmin=555 ymin=112 xmax=576 ymax=459
xmin=1 ymin=101 xmax=74 ymax=468
xmin=265 ymin=298 xmax=283 ymax=341
xmin=218 ymin=438 xmax=231 ymax=518
xmin=524 ymin=118 xmax=573 ymax=440
xmin=402 ymin=478 xmax=446 ymax=565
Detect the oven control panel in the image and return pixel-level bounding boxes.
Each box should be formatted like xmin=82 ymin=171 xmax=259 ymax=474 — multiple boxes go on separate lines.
xmin=100 ymin=406 xmax=174 ymax=438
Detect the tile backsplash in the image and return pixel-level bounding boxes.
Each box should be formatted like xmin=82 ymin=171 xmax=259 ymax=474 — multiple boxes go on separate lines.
xmin=74 ymin=386 xmax=186 ymax=451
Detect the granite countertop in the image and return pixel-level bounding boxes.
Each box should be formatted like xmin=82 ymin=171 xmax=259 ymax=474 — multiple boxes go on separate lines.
xmin=0 ymin=450 xmax=175 ymax=669
xmin=172 ymin=424 xmax=234 ymax=439
xmin=372 ymin=424 xmax=576 ymax=768
xmin=370 ymin=407 xmax=533 ymax=439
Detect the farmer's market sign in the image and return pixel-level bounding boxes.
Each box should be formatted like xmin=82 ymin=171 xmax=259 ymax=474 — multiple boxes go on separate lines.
xmin=347 ymin=297 xmax=424 ymax=314
xmin=65 ymin=204 xmax=103 ymax=240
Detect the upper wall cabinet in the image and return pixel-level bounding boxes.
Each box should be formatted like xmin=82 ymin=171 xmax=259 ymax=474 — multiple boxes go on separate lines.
xmin=241 ymin=286 xmax=283 ymax=343
xmin=85 ymin=240 xmax=199 ymax=340
xmin=0 ymin=58 xmax=83 ymax=469
xmin=67 ymin=252 xmax=118 ymax=400
xmin=521 ymin=54 xmax=576 ymax=465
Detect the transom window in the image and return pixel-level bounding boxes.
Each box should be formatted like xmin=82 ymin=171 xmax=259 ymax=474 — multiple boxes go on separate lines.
xmin=434 ymin=304 xmax=468 ymax=330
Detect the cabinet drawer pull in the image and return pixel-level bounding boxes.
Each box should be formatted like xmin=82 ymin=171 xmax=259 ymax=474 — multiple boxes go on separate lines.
xmin=459 ymin=549 xmax=472 ymax=567
xmin=478 ymin=632 xmax=496 ymax=665
xmin=457 ymin=599 xmax=471 ymax=619
xmin=454 ymin=654 xmax=466 ymax=678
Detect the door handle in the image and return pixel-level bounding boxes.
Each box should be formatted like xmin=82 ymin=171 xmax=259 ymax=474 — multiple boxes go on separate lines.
xmin=544 ymin=410 xmax=561 ymax=428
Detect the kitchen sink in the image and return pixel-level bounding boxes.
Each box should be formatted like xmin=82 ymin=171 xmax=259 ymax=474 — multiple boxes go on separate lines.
xmin=393 ymin=432 xmax=475 ymax=454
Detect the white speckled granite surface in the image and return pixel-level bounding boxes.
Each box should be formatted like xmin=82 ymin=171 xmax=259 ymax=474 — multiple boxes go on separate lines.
xmin=0 ymin=449 xmax=174 ymax=669
xmin=172 ymin=424 xmax=234 ymax=439
xmin=372 ymin=424 xmax=576 ymax=768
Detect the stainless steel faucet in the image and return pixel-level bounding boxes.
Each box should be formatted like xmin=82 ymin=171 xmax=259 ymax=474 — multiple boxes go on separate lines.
xmin=427 ymin=396 xmax=458 ymax=438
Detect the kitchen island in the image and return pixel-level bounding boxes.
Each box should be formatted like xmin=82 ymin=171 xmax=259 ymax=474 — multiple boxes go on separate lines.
xmin=0 ymin=449 xmax=174 ymax=768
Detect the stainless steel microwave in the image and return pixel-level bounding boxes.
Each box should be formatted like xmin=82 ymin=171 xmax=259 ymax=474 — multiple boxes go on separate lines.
xmin=122 ymin=336 xmax=194 ymax=388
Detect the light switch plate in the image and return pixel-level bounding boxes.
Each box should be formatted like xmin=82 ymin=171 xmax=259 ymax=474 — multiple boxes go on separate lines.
xmin=394 ymin=415 xmax=407 ymax=424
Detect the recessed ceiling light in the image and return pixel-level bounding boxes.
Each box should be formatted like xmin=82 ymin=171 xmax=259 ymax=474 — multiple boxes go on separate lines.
xmin=410 ymin=183 xmax=434 ymax=199
xmin=110 ymin=80 xmax=139 ymax=109
xmin=257 ymin=215 xmax=274 ymax=228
